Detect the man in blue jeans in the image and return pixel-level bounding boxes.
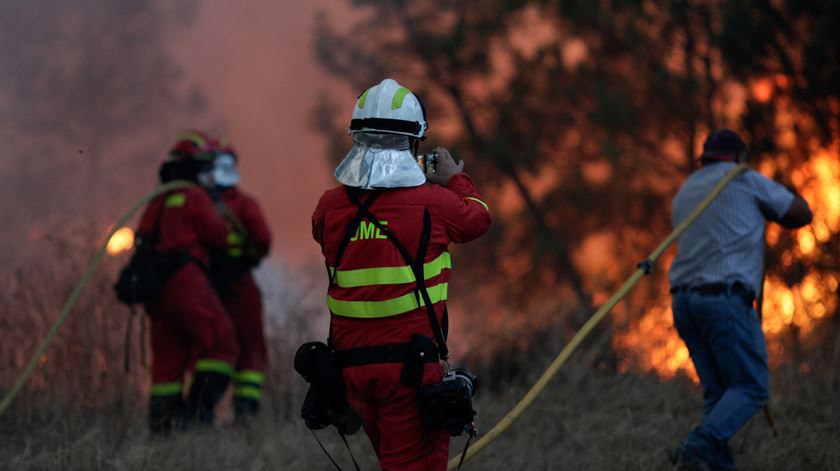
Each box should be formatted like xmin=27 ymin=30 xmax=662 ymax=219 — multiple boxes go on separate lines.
xmin=668 ymin=129 xmax=812 ymax=470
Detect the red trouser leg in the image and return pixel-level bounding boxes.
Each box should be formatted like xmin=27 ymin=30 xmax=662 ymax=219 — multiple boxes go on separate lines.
xmin=149 ymin=317 xmax=191 ymax=394
xmin=223 ymin=274 xmax=268 ymax=413
xmin=147 ymin=266 xmax=238 ymax=397
xmin=345 ymin=362 xmax=450 ymax=471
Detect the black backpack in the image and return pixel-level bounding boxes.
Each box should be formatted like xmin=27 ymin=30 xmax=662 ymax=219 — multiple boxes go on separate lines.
xmin=114 ymin=195 xmax=189 ymax=305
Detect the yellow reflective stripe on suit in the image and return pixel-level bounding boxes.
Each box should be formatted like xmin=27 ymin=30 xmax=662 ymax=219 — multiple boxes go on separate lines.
xmin=234 ymin=385 xmax=262 ymax=400
xmin=195 ymin=359 xmax=234 ymax=376
xmin=464 ymin=196 xmax=489 ymax=211
xmin=151 ymin=382 xmax=183 ymax=396
xmin=328 ymin=283 xmax=448 ymax=318
xmin=329 ymin=252 xmax=451 ymax=288
xmin=234 ymin=370 xmax=265 ymax=385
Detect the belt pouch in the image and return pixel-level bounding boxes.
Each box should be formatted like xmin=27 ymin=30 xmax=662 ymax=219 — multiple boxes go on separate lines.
xmin=400 ymin=333 xmax=436 ymax=388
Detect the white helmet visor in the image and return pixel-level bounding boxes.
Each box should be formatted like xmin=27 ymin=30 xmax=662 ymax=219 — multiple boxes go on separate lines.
xmin=334 ymin=133 xmax=426 ymax=189
xmin=213 ymin=153 xmax=240 ymax=188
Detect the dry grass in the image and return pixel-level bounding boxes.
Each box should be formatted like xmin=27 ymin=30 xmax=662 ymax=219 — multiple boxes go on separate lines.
xmin=1 ymin=237 xmax=839 ymax=470
xmin=2 ymin=359 xmax=838 ymax=471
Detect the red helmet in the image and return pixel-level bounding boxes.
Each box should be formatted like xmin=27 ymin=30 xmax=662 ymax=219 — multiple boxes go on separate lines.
xmin=159 ymin=130 xmax=216 ymax=183
xmin=214 ymin=136 xmax=238 ymax=161
xmin=168 ymin=130 xmax=216 ymax=162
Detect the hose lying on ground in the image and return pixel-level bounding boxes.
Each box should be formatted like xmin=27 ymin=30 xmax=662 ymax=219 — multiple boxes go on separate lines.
xmin=0 ymin=180 xmax=196 ymax=416
xmin=0 ymin=165 xmax=759 ymax=463
xmin=447 ymin=163 xmax=750 ymax=470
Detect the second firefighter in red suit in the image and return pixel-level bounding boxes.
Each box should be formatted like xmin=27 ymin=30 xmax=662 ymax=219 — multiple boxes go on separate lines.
xmin=209 ymin=140 xmax=272 ymax=420
xmin=312 ymin=79 xmax=491 ymax=471
xmin=138 ymin=130 xmax=239 ymax=432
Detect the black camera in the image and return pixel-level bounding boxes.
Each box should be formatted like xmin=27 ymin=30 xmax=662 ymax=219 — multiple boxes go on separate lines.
xmin=416 ymin=152 xmax=438 ymax=174
xmin=300 ymin=385 xmax=362 ymax=435
xmin=417 ymin=367 xmax=478 ymax=436
xmin=294 ymin=342 xmax=362 ymax=435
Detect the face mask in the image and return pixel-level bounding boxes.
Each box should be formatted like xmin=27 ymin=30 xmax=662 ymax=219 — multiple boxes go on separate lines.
xmin=213 ymin=154 xmax=240 ymax=188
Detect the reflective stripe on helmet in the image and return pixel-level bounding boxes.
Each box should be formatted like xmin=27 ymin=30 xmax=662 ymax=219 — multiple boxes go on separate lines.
xmin=327 ymin=282 xmax=448 ymax=318
xmin=357 ymin=88 xmax=370 ymax=109
xmin=329 ymin=252 xmax=451 ymax=288
xmin=177 ymin=131 xmax=208 ymax=149
xmin=391 ymin=86 xmax=411 ymax=110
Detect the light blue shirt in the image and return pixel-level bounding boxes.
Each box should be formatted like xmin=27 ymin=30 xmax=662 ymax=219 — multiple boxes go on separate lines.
xmin=668 ymin=162 xmax=795 ymax=295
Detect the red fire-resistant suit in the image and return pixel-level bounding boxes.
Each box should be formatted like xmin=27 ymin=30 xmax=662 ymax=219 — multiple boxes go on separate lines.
xmin=138 ymin=187 xmax=238 ymax=403
xmin=312 ymin=173 xmax=490 ymax=471
xmin=216 ymin=187 xmax=272 ymax=413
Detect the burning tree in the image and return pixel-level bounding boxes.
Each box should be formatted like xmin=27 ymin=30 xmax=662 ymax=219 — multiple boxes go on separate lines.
xmin=313 ymin=0 xmax=840 ymax=376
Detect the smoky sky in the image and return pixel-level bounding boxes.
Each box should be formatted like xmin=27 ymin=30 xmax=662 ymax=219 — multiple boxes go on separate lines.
xmin=0 ymin=0 xmax=357 ymax=266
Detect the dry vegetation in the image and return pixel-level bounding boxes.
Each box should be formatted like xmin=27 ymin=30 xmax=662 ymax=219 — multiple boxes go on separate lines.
xmin=1 ymin=235 xmax=838 ymax=470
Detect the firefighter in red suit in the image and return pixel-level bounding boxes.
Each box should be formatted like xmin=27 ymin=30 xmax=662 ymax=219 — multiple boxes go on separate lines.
xmin=312 ymin=79 xmax=491 ymax=470
xmin=208 ymin=140 xmax=272 ymax=420
xmin=138 ymin=130 xmax=239 ymax=433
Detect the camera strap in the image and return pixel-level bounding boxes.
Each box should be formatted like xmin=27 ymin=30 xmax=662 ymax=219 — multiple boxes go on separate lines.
xmin=456 ymin=427 xmax=479 ymax=471
xmin=344 ymin=187 xmax=450 ymax=361
xmin=310 ymin=429 xmax=360 ymax=471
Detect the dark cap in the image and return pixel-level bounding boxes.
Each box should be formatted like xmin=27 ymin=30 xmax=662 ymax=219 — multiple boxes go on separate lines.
xmin=699 ymin=129 xmax=747 ymax=160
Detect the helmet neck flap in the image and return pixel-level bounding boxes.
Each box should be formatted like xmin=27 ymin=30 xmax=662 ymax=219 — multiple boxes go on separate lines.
xmin=334 ymin=133 xmax=425 ymax=189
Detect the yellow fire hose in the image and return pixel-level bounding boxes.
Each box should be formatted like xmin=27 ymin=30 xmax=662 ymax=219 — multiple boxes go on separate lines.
xmin=0 ymin=163 xmax=767 ymax=464
xmin=0 ymin=180 xmax=196 ymax=416
xmin=447 ymin=163 xmax=751 ymax=469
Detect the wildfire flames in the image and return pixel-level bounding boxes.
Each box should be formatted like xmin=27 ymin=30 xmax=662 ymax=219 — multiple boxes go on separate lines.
xmin=615 ymin=146 xmax=840 ymax=380
xmin=106 ymin=227 xmax=134 ymax=255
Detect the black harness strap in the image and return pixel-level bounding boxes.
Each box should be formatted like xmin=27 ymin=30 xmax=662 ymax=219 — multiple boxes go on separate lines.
xmin=345 ymin=188 xmax=449 ymax=361
xmin=327 ymin=190 xmax=382 ymax=287
xmin=324 ymin=189 xmax=381 ymax=350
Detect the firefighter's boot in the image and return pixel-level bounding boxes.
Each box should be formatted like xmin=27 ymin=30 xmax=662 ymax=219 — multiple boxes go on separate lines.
xmin=148 ymin=395 xmax=187 ymax=434
xmin=233 ymin=396 xmax=259 ymax=424
xmin=186 ymin=371 xmax=231 ymax=426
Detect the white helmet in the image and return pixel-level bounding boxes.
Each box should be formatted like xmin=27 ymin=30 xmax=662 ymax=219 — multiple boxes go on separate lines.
xmin=349 ymin=78 xmax=428 ymax=138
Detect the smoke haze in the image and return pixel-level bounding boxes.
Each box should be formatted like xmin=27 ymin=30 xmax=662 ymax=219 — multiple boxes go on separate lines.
xmin=0 ymin=0 xmax=356 ymax=266
xmin=169 ymin=0 xmax=357 ymax=264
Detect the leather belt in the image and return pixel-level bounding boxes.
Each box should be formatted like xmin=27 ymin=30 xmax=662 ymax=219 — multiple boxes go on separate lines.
xmin=670 ymin=282 xmax=756 ymax=302
xmin=335 ymin=343 xmax=438 ymax=369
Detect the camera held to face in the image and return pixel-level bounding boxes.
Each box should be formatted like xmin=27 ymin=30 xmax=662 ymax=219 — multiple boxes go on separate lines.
xmin=416 ymin=151 xmax=438 ymax=174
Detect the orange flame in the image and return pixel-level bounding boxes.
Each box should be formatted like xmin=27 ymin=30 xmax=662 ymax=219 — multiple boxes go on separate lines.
xmin=106 ymin=227 xmax=134 ymax=255
xmin=752 ymin=78 xmax=774 ymax=103
xmin=615 ymin=145 xmax=840 ymax=380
